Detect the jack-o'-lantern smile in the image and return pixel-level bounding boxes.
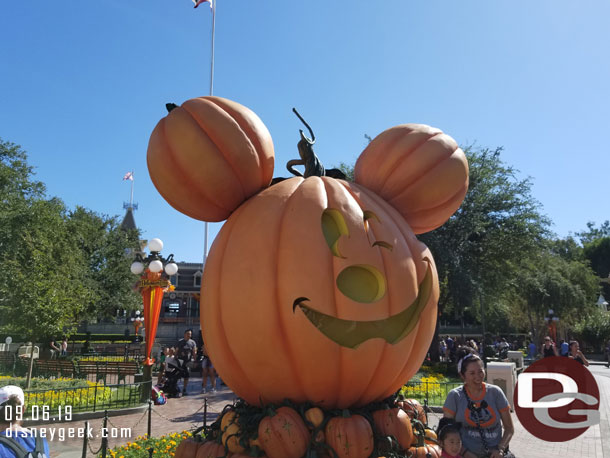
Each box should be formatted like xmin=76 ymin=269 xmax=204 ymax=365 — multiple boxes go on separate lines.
xmin=293 ymin=261 xmax=433 ymax=349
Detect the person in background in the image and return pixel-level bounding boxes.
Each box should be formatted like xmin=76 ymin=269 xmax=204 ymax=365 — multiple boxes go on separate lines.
xmin=467 ymin=340 xmax=479 ymax=356
xmin=605 ymin=340 xmax=610 ymax=369
xmin=157 ymin=347 xmax=170 ymax=385
xmin=176 ymin=329 xmax=197 ymax=396
xmin=60 ymin=336 xmax=68 ymax=357
xmin=0 ymin=385 xmax=50 ymax=457
xmin=568 ymin=340 xmax=589 ymax=366
xmin=443 ymin=347 xmax=514 ymax=458
xmin=200 ymin=342 xmax=218 ymax=393
xmin=48 ymin=339 xmax=60 ymax=360
xmin=439 ymin=339 xmax=447 ymax=362
xmin=559 ymin=339 xmax=569 ymax=357
xmin=541 ymin=336 xmax=558 ymax=357
xmin=527 ymin=340 xmax=537 ymax=360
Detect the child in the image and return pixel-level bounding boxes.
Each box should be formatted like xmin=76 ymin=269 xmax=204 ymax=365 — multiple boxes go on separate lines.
xmin=437 ymin=417 xmax=463 ymax=458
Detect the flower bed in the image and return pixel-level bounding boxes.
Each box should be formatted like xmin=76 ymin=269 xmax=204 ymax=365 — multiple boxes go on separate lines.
xmin=103 ymin=431 xmax=192 ymax=458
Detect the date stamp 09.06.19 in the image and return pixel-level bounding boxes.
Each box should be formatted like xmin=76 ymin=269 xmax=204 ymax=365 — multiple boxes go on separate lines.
xmin=3 ymin=404 xmax=72 ymax=422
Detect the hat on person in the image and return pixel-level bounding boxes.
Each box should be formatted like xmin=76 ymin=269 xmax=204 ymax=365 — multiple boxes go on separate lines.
xmin=0 ymin=386 xmax=25 ymax=406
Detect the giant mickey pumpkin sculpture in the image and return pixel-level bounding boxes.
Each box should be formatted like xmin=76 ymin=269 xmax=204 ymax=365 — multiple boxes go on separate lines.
xmin=148 ymin=96 xmax=468 ymax=409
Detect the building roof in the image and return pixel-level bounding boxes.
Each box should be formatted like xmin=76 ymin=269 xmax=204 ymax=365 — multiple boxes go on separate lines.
xmin=120 ymin=207 xmax=137 ymax=231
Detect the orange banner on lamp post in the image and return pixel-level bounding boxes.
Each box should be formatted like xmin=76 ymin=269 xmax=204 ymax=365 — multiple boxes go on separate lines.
xmin=137 ymin=270 xmax=174 ymax=366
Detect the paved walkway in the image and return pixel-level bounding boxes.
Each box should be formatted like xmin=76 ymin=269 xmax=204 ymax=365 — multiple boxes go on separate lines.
xmin=45 ymin=366 xmax=610 ymax=457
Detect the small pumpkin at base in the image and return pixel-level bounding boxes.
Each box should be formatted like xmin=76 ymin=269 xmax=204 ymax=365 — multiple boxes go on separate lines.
xmin=371 ymin=407 xmax=414 ymax=450
xmin=397 ymin=398 xmax=428 ymax=425
xmin=407 ymin=443 xmax=442 ymax=458
xmin=258 ymin=406 xmax=310 ymax=458
xmin=195 ymin=441 xmax=226 ymax=458
xmin=174 ymin=438 xmax=203 ymax=458
xmin=325 ymin=410 xmax=374 ymax=458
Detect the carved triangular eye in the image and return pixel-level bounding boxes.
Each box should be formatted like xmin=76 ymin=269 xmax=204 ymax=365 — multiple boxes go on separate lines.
xmin=363 ymin=210 xmax=393 ymax=251
xmin=321 ymin=209 xmax=349 ymax=258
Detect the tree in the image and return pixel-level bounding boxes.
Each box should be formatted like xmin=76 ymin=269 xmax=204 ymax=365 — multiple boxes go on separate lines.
xmin=0 ymin=139 xmax=141 ymax=345
xmin=67 ymin=207 xmax=141 ymax=320
xmin=508 ymin=244 xmax=599 ymax=346
xmin=571 ymin=308 xmax=610 ymax=352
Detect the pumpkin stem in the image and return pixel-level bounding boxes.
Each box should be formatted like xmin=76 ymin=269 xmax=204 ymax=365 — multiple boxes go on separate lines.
xmin=279 ymin=108 xmax=347 ymax=181
xmin=166 ymin=103 xmax=178 ymax=113
xmin=286 ymin=108 xmax=326 ymax=178
xmin=293 ymin=107 xmax=316 ymax=144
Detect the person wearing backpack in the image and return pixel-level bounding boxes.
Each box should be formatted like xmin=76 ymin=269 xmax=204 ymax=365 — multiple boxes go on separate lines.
xmin=0 ymin=385 xmax=50 ymax=458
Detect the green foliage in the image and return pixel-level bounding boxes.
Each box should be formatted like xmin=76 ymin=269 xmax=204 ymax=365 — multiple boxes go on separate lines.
xmin=571 ymin=308 xmax=610 ymax=352
xmin=508 ymin=246 xmax=599 ymax=343
xmin=583 ymin=237 xmax=610 ymax=277
xmin=337 ymin=161 xmax=355 ymax=181
xmin=67 ymin=207 xmax=141 ymax=319
xmin=0 ymin=139 xmax=141 ymax=341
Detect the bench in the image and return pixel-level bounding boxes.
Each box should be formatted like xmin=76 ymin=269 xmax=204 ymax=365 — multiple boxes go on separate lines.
xmin=94 ymin=361 xmax=140 ymax=384
xmin=34 ymin=359 xmax=77 ymax=378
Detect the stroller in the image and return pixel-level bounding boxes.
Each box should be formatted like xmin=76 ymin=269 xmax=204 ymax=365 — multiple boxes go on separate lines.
xmin=160 ymin=357 xmax=189 ymax=398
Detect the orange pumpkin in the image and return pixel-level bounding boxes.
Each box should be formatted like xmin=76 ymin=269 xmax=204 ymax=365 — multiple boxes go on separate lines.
xmin=147 ymin=96 xmax=274 ymax=222
xmin=174 ymin=438 xmax=203 ymax=458
xmin=195 ymin=441 xmax=226 ymax=458
xmin=201 ymin=176 xmax=440 ymax=407
xmin=397 ymin=398 xmax=428 ymax=425
xmin=408 ymin=443 xmax=442 ymax=457
xmin=354 ymin=123 xmax=468 ymax=234
xmin=325 ymin=411 xmax=374 ymax=458
xmin=371 ymin=407 xmax=414 ymax=450
xmin=424 ymin=427 xmax=438 ymax=443
xmin=258 ymin=406 xmax=310 ymax=458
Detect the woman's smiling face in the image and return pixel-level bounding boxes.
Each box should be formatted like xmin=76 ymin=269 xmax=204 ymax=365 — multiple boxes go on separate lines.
xmin=462 ymin=359 xmax=485 ymax=386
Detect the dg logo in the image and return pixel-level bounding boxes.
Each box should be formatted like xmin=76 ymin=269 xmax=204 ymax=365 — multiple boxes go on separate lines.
xmin=514 ymin=356 xmax=600 ymax=442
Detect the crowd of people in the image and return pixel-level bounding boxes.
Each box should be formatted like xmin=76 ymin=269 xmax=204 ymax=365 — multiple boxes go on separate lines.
xmin=439 ymin=334 xmax=601 ymax=366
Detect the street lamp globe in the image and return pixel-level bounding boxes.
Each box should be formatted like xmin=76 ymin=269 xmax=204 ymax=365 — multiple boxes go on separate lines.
xmin=148 ymin=238 xmax=164 ymax=253
xmin=130 ymin=261 xmax=144 ymax=275
xmin=148 ymin=260 xmax=163 ymax=273
xmin=164 ymin=262 xmax=179 ymax=276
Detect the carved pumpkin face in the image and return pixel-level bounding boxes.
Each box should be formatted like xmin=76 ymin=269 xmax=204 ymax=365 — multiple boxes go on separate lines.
xmin=147 ymin=97 xmax=468 ymax=409
xmin=201 ymin=176 xmax=439 ymax=408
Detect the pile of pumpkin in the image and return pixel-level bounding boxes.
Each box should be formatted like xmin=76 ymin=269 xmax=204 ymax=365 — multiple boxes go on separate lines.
xmin=175 ymin=396 xmax=441 ymax=458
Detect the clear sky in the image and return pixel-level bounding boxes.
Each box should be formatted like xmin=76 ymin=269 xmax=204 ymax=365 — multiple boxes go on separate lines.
xmin=1 ymin=1 xmax=608 ymax=263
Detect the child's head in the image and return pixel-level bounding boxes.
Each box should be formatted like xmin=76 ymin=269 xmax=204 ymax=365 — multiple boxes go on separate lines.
xmin=437 ymin=418 xmax=462 ymax=456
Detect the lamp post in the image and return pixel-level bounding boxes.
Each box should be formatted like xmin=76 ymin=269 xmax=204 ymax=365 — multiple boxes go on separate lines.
xmin=544 ymin=308 xmax=559 ymax=343
xmin=131 ymin=310 xmax=144 ymax=336
xmin=131 ymin=238 xmax=177 ymax=401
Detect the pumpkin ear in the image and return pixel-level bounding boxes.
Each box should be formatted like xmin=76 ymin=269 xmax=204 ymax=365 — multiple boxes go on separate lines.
xmin=147 ymin=96 xmax=275 ymax=222
xmin=353 ymin=124 xmax=468 ymax=234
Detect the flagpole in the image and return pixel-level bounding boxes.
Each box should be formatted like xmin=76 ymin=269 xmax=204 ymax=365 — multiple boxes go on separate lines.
xmin=130 ymin=170 xmax=135 ymax=208
xmin=204 ymin=0 xmax=216 ymax=267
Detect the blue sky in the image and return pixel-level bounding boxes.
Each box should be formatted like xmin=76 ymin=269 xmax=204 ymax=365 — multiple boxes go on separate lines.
xmin=1 ymin=1 xmax=608 ymax=262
